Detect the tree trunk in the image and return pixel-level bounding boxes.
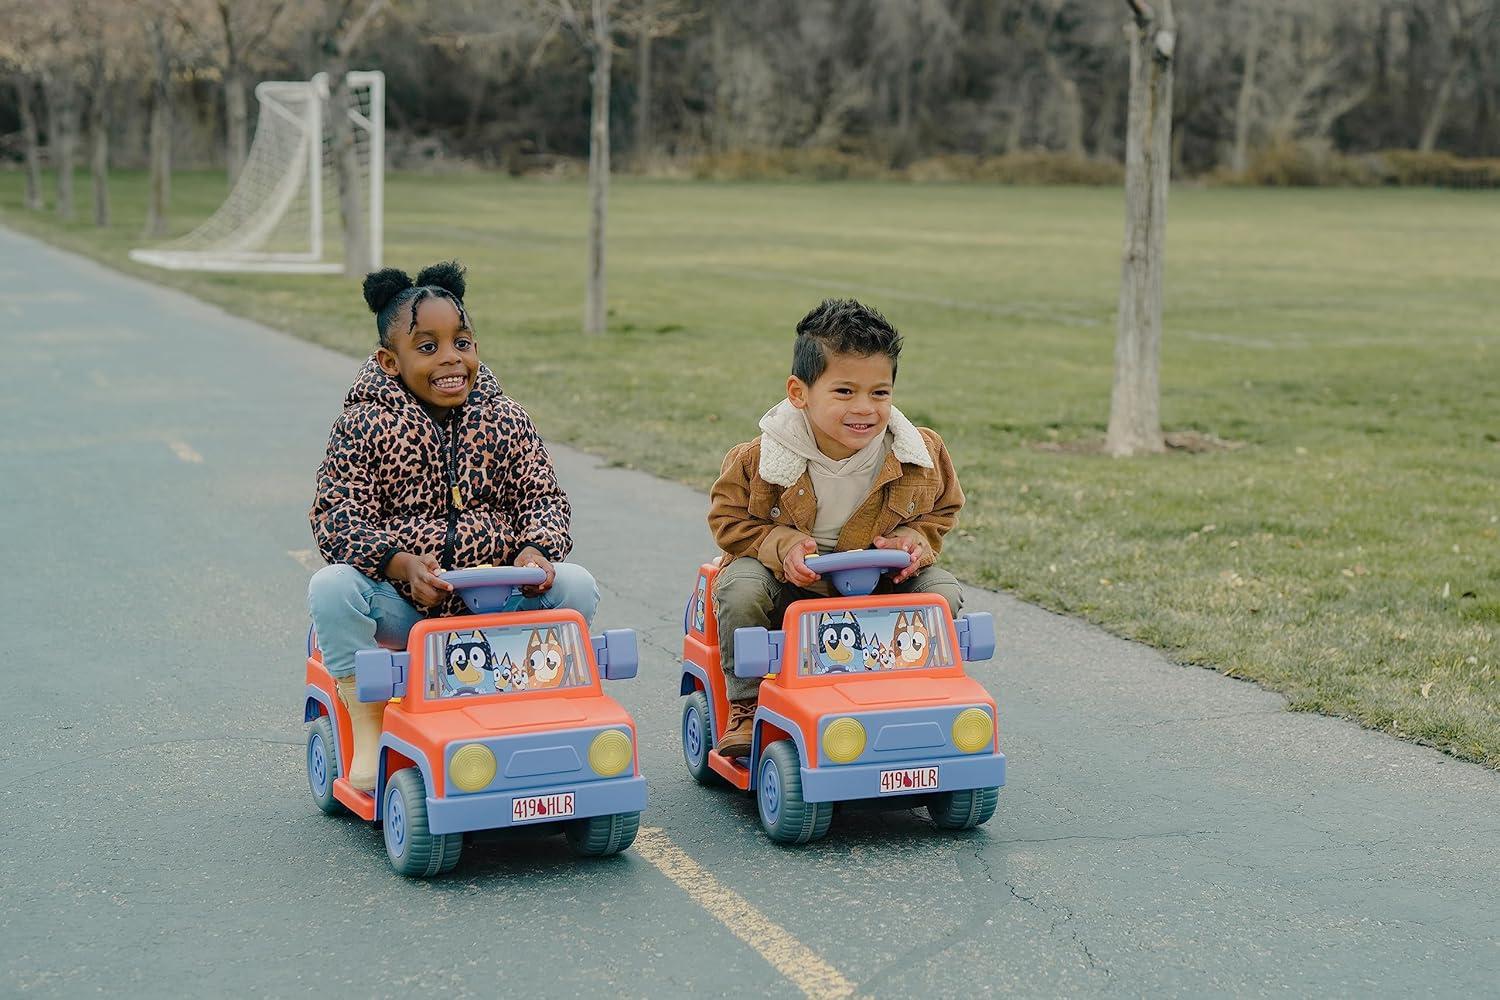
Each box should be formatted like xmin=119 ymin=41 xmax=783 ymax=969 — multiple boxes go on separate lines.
xmin=1107 ymin=0 xmax=1175 ymax=458
xmin=144 ymin=21 xmax=173 ymax=238
xmin=329 ymin=69 xmax=371 ymax=277
xmin=1419 ymin=0 xmax=1473 ymax=152
xmin=710 ymin=0 xmax=730 ymax=153
xmin=15 ymin=76 xmax=45 ymax=211
xmin=585 ymin=0 xmax=612 ymax=335
xmin=1091 ymin=73 xmax=1122 ymax=160
xmin=89 ymin=64 xmax=110 ymax=227
xmin=45 ymin=74 xmax=79 ymax=222
xmin=1044 ymin=52 xmax=1086 ymax=156
xmin=321 ymin=0 xmax=387 ymax=277
xmin=225 ymin=65 xmax=249 ymax=186
xmin=1418 ymin=59 xmax=1463 ymax=151
xmin=635 ymin=0 xmax=653 ymax=163
xmin=1231 ymin=8 xmax=1261 ymax=174
xmin=1003 ymin=75 xmax=1029 ymax=152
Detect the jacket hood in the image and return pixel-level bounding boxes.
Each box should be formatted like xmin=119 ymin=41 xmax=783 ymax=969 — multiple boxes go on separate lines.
xmin=343 ymin=355 xmax=504 ymax=412
xmin=756 ymin=398 xmax=933 ymax=487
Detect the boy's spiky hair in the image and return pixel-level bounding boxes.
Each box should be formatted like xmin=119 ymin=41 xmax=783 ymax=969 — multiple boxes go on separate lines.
xmin=791 ymin=298 xmax=902 ymax=385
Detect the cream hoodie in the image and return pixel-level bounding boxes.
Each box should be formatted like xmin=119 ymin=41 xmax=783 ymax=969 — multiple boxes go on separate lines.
xmin=757 ymin=399 xmax=889 ymax=554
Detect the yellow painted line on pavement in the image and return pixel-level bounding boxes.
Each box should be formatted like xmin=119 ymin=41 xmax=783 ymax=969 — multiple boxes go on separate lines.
xmin=287 ymin=549 xmax=323 ymax=571
xmin=634 ymin=826 xmax=858 ymax=999
xmin=167 ymin=439 xmax=203 ymax=463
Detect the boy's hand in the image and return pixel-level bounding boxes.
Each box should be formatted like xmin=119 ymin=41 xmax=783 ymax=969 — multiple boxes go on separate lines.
xmin=390 ymin=551 xmax=454 ymax=608
xmin=513 ymin=545 xmax=555 ymax=597
xmin=782 ymin=537 xmax=820 ymax=588
xmin=873 ymin=533 xmax=930 ymax=584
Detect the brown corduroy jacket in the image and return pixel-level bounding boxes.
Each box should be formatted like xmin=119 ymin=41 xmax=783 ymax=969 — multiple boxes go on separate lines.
xmin=708 ymin=419 xmax=964 ymax=581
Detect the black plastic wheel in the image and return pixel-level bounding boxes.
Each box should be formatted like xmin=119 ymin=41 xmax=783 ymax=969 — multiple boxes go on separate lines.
xmin=927 ymin=786 xmax=1000 ymax=830
xmin=382 ymin=767 xmax=463 ymax=877
xmin=305 ymin=716 xmax=345 ymax=816
xmin=565 ymin=811 xmax=641 ymax=857
xmin=756 ymin=740 xmax=833 ymax=844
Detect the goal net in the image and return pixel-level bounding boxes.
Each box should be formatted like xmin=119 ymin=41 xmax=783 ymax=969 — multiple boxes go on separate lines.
xmin=130 ymin=71 xmax=383 ymax=274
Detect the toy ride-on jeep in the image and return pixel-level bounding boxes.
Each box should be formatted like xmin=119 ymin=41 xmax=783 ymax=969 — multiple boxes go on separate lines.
xmin=304 ymin=567 xmax=646 ymax=876
xmin=679 ymin=549 xmax=1005 ymax=844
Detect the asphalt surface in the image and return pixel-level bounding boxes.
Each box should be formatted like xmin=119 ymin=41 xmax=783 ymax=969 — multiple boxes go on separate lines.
xmin=2 ymin=225 xmax=1497 ymax=998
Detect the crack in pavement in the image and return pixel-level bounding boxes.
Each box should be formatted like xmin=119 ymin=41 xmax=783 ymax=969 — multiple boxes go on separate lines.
xmin=0 ymin=735 xmax=303 ymax=791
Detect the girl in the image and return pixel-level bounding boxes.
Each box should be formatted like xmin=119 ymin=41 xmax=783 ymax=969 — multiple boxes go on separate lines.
xmin=307 ymin=261 xmax=598 ymax=791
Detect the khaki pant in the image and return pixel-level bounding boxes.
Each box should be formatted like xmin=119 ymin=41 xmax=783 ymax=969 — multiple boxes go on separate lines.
xmin=713 ymin=557 xmax=963 ymax=701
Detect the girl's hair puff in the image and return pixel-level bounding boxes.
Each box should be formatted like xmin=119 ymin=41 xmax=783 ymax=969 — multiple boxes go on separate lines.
xmin=363 ymin=260 xmax=471 ymax=346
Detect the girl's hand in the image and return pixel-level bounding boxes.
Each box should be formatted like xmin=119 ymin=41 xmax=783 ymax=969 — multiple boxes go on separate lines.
xmin=513 ymin=545 xmax=555 ymax=596
xmin=391 ymin=551 xmax=453 ymax=608
xmin=782 ymin=537 xmax=820 ymax=588
xmin=873 ymin=533 xmax=930 ymax=584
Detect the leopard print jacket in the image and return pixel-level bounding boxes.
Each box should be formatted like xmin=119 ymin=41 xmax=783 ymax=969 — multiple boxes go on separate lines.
xmin=310 ymin=357 xmax=573 ymax=616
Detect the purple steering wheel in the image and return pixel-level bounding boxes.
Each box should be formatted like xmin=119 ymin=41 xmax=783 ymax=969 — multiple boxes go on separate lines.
xmin=442 ymin=566 xmax=548 ymax=614
xmin=803 ymin=549 xmax=911 ymax=597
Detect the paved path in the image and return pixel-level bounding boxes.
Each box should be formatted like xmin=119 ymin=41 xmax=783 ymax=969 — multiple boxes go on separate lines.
xmin=1 ymin=226 xmax=1497 ymax=998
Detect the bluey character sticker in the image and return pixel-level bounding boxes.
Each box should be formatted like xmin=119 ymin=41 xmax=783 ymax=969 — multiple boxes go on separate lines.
xmin=815 ymin=611 xmax=864 ymax=674
xmin=525 ymin=628 xmax=567 ymax=689
xmin=444 ymin=630 xmax=498 ymax=695
xmin=891 ymin=610 xmax=931 ymax=668
xmin=693 ymin=574 xmax=708 ymax=633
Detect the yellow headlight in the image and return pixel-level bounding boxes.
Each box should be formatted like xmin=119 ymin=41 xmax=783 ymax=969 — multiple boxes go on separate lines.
xmin=450 ymin=743 xmax=497 ymax=792
xmin=952 ymin=708 xmax=993 ymax=753
xmin=822 ymin=717 xmax=867 ymax=764
xmin=589 ymin=729 xmax=634 ymax=777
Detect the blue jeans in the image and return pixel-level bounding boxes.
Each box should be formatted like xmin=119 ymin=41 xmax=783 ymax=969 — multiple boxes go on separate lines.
xmin=307 ymin=562 xmax=601 ymax=678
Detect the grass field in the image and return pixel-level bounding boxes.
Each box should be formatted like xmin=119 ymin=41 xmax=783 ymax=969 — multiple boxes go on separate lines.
xmin=3 ymin=170 xmax=1496 ymax=767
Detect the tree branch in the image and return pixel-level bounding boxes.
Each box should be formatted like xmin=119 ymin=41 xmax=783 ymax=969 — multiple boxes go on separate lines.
xmin=1125 ymin=0 xmax=1154 ymax=25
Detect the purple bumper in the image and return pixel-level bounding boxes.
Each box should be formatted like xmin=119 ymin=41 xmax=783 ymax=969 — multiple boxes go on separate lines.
xmin=425 ymin=775 xmax=646 ymax=836
xmin=798 ymin=752 xmax=1005 ymax=804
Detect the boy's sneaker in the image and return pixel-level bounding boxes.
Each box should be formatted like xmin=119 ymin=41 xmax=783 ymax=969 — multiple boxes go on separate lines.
xmin=715 ymin=698 xmax=757 ymax=757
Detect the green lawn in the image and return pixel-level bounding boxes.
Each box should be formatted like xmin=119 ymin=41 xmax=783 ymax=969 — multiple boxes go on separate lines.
xmin=4 ymin=170 xmax=1497 ymax=766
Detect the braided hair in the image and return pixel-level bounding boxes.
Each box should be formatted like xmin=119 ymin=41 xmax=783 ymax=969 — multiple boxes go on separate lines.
xmin=362 ymin=260 xmax=473 ymax=346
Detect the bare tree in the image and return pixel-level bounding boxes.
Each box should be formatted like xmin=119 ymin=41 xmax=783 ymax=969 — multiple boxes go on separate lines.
xmin=10 ymin=75 xmax=46 ymax=210
xmin=1108 ymin=0 xmax=1175 ymax=458
xmin=143 ymin=15 xmax=176 ymax=238
xmin=73 ymin=0 xmax=133 ymax=227
xmin=39 ymin=18 xmax=84 ymax=223
xmin=197 ymin=0 xmax=292 ymax=185
xmin=1418 ymin=0 xmax=1493 ymax=151
xmin=619 ymin=0 xmax=693 ymax=165
xmin=1230 ymin=3 xmax=1262 ymax=173
xmin=315 ymin=0 xmax=389 ymax=278
xmin=548 ymin=0 xmax=615 ymax=334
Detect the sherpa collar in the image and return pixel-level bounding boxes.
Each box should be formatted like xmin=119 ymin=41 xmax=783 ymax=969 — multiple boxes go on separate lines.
xmin=756 ymin=399 xmax=932 ymax=487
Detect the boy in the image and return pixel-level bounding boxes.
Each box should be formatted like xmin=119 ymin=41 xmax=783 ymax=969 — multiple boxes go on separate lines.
xmin=708 ymin=298 xmax=964 ymax=756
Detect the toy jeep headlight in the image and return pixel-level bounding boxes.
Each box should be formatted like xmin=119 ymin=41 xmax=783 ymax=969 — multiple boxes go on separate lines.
xmin=589 ymin=730 xmax=633 ymax=777
xmin=822 ymin=717 xmax=867 ymax=764
xmin=952 ymin=708 xmax=993 ymax=753
xmin=450 ymin=743 xmax=497 ymax=792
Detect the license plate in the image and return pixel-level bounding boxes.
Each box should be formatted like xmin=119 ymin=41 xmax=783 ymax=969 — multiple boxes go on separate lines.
xmin=511 ymin=791 xmax=575 ymax=823
xmin=879 ymin=766 xmax=939 ymax=794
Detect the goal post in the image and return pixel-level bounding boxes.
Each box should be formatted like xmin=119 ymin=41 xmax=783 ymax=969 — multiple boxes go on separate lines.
xmin=130 ymin=71 xmax=383 ymax=274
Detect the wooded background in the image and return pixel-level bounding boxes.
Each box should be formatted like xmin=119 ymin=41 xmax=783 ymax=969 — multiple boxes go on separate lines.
xmin=3 ymin=0 xmax=1498 ymax=187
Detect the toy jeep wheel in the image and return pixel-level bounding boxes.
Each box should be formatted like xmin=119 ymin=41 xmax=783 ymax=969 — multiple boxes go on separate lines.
xmin=681 ymin=691 xmax=725 ymax=787
xmin=927 ymin=787 xmax=1000 ymax=830
xmin=305 ymin=716 xmax=345 ymax=816
xmin=383 ymin=767 xmax=462 ymax=877
xmin=756 ymin=740 xmax=833 ymax=844
xmin=565 ymin=811 xmax=641 ymax=857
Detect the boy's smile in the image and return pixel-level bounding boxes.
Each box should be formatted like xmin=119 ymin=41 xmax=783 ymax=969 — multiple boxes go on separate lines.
xmin=788 ymin=351 xmax=895 ymax=459
xmin=376 ymin=297 xmax=479 ymax=412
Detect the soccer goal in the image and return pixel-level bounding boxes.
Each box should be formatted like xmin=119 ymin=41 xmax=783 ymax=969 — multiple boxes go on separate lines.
xmin=130 ymin=71 xmax=383 ymax=274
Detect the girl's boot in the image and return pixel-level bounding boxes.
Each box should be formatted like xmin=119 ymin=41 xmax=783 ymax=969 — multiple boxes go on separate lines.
xmin=334 ymin=675 xmax=386 ymax=792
